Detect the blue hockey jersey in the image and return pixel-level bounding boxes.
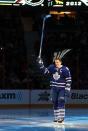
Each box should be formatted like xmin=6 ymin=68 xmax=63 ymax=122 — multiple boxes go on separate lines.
xmin=39 ymin=63 xmax=72 ymax=91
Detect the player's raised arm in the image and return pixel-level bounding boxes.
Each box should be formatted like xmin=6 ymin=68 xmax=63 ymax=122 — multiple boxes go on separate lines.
xmin=36 ymin=57 xmax=51 ymax=75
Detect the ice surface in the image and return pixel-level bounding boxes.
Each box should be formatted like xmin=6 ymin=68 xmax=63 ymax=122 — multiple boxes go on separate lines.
xmin=0 ymin=108 xmax=88 ymax=131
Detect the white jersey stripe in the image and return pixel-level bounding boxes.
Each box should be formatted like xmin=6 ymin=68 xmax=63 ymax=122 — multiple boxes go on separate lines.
xmin=50 ymin=81 xmax=66 ymax=85
xmin=66 ymin=77 xmax=71 ymax=80
xmin=50 ymin=85 xmax=65 ymax=88
xmin=66 ymin=80 xmax=72 ymax=82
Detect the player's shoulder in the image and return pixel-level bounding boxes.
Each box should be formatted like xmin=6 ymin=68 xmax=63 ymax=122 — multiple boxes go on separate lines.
xmin=48 ymin=64 xmax=55 ymax=69
xmin=62 ymin=65 xmax=70 ymax=71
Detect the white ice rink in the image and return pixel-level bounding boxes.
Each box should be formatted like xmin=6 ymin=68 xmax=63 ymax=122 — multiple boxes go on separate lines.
xmin=0 ymin=108 xmax=88 ymax=131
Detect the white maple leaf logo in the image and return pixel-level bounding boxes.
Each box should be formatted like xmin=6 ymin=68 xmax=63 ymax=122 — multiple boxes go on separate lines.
xmin=53 ymin=72 xmax=60 ymax=80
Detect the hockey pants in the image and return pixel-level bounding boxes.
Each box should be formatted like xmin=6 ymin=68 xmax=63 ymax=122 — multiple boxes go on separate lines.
xmin=51 ymin=88 xmax=65 ymax=120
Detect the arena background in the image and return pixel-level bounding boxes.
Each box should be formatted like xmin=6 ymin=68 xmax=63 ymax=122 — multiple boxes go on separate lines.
xmin=0 ymin=3 xmax=88 ymax=109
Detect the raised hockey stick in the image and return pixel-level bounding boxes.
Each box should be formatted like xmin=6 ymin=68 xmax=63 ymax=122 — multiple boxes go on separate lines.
xmin=38 ymin=14 xmax=52 ymax=58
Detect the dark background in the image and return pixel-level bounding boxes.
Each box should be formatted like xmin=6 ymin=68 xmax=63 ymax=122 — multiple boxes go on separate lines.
xmin=0 ymin=5 xmax=88 ymax=90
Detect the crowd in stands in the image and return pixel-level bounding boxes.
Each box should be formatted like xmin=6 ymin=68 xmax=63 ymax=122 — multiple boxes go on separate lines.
xmin=0 ymin=16 xmax=27 ymax=89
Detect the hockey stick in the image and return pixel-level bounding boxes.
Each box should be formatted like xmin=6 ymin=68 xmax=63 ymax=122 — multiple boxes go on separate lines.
xmin=38 ymin=14 xmax=52 ymax=58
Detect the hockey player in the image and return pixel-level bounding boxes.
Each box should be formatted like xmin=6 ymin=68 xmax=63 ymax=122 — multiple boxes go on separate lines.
xmin=36 ymin=49 xmax=72 ymax=123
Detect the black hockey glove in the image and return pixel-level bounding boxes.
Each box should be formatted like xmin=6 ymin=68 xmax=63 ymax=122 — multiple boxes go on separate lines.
xmin=36 ymin=57 xmax=44 ymax=67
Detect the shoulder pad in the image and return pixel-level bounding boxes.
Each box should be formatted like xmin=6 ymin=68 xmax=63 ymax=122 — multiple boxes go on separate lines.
xmin=62 ymin=66 xmax=69 ymax=70
xmin=66 ymin=67 xmax=69 ymax=70
xmin=48 ymin=64 xmax=54 ymax=68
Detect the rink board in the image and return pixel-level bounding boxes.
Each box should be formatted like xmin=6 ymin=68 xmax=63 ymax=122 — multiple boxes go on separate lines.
xmin=0 ymin=89 xmax=88 ymax=108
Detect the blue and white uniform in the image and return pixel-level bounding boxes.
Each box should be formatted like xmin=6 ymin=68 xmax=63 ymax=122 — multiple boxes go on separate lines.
xmin=37 ymin=60 xmax=72 ymax=121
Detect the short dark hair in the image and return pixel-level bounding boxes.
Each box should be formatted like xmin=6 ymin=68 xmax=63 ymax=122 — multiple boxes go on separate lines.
xmin=54 ymin=58 xmax=62 ymax=63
